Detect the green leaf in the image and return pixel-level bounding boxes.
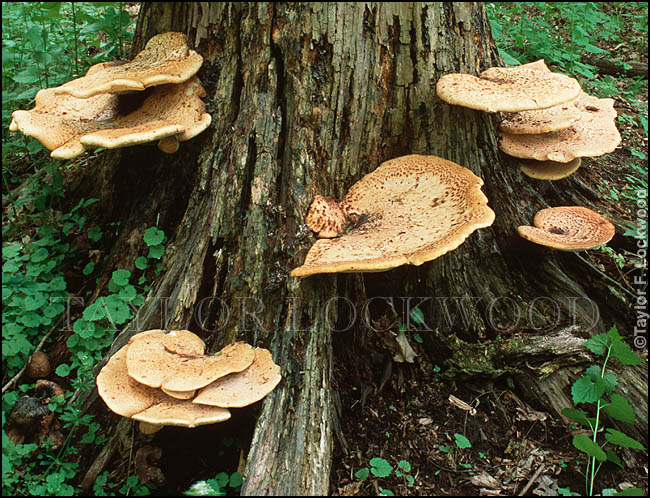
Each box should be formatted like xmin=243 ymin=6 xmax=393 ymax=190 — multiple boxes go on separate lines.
xmin=370 ymin=457 xmax=393 ymax=477
xmin=378 ymin=487 xmax=395 ymax=496
xmin=148 ymin=244 xmax=164 ymax=259
xmin=83 ymin=262 xmax=95 ymax=275
xmin=56 ymin=364 xmax=71 ymax=377
xmin=571 ymin=375 xmax=605 ymax=405
xmin=398 ymin=460 xmax=411 ymax=473
xmin=604 ymin=429 xmax=645 ymax=450
xmin=143 ymin=227 xmax=165 ymax=247
xmin=603 ymin=393 xmax=635 ymax=424
xmin=409 ymin=307 xmax=425 ymax=325
xmin=31 ymin=247 xmax=49 ymax=263
xmin=572 ymin=434 xmax=607 ymax=461
xmin=135 ymin=256 xmax=148 ymax=270
xmin=111 ymin=269 xmax=131 ymax=287
xmin=605 ymin=449 xmax=624 ymax=469
xmin=583 ymin=333 xmax=609 ymax=355
xmin=562 ymin=408 xmax=592 ymax=427
xmin=454 ymin=433 xmax=472 ymax=449
xmin=87 ymin=226 xmax=102 ymax=243
xmin=214 ymin=472 xmax=229 ymax=488
xmin=414 ymin=333 xmax=423 ymax=343
xmin=613 ymin=487 xmax=646 ymax=496
xmin=611 ymin=340 xmax=643 ymax=366
xmin=229 ymin=472 xmax=242 ymax=488
xmin=354 ymin=468 xmax=369 ymax=481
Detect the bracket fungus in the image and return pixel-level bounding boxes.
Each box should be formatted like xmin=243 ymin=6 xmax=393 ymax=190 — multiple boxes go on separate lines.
xmin=517 ymin=206 xmax=615 ymax=251
xmin=499 ymin=93 xmax=621 ymax=163
xmin=436 ymin=61 xmax=581 ymax=112
xmin=518 ymin=158 xmax=582 ymax=181
xmin=10 ymin=77 xmax=211 ymax=159
xmin=291 ymin=155 xmax=495 ymax=277
xmin=52 ymin=32 xmax=203 ymax=99
xmin=96 ymin=330 xmax=281 ymax=431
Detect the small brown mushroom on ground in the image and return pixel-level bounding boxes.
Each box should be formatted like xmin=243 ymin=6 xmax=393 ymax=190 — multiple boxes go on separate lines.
xmin=26 ymin=351 xmax=52 ymax=378
xmin=436 ymin=60 xmax=581 ymax=112
xmin=291 ymin=154 xmax=495 ymax=277
xmin=517 ymin=206 xmax=615 ymax=251
xmin=52 ymin=32 xmax=204 ymax=98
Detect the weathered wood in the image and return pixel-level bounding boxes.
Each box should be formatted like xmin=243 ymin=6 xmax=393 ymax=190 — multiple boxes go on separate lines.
xmin=582 ymin=55 xmax=648 ymax=77
xmin=67 ymin=3 xmax=646 ymax=495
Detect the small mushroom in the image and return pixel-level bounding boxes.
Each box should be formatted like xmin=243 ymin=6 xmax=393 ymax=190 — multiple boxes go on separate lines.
xmin=518 ymin=158 xmax=582 ymax=181
xmin=291 ymin=154 xmax=495 ymax=277
xmin=517 ymin=206 xmax=615 ymax=251
xmin=26 ymin=351 xmax=52 ymax=378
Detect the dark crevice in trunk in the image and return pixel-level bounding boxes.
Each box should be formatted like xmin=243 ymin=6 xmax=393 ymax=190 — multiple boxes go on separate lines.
xmin=238 ymin=134 xmax=257 ymax=229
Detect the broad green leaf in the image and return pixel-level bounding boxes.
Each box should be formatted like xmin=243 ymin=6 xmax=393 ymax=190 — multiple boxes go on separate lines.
xmin=83 ymin=262 xmax=95 ymax=275
xmin=148 ymin=244 xmax=164 ymax=259
xmin=611 ymin=341 xmax=643 ymax=366
xmin=398 ymin=460 xmax=411 ymax=472
xmin=143 ymin=227 xmax=165 ymax=247
xmin=604 ymin=429 xmax=645 ymax=450
xmin=605 ymin=449 xmax=624 ymax=469
xmin=613 ymin=487 xmax=645 ymax=496
xmin=111 ymin=269 xmax=131 ymax=287
xmin=561 ymin=408 xmax=592 ymax=427
xmin=135 ymin=256 xmax=148 ymax=270
xmin=354 ymin=468 xmax=369 ymax=481
xmin=571 ymin=375 xmax=605 ymax=404
xmin=370 ymin=457 xmax=392 ymax=477
xmin=572 ymin=434 xmax=606 ymax=461
xmin=454 ymin=433 xmax=472 ymax=449
xmin=583 ymin=333 xmax=609 ymax=355
xmin=229 ymin=472 xmax=242 ymax=488
xmin=55 ymin=364 xmax=71 ymax=377
xmin=602 ymin=393 xmax=635 ymax=424
xmin=409 ymin=307 xmax=425 ymax=325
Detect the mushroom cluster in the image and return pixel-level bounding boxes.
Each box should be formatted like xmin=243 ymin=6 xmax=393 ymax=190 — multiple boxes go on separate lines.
xmin=9 ymin=32 xmax=211 ymax=159
xmin=437 ymin=59 xmax=621 ymax=181
xmin=97 ymin=330 xmax=281 ymax=432
xmin=291 ymin=154 xmax=495 ymax=277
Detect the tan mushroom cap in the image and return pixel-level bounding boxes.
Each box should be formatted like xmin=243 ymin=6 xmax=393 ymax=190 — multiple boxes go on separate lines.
xmin=53 ymin=32 xmax=204 ymax=98
xmin=127 ymin=331 xmax=255 ymax=392
xmin=436 ymin=62 xmax=581 ymax=112
xmin=96 ymin=344 xmax=167 ymax=418
xmin=500 ymin=98 xmax=582 ymax=134
xmin=290 ymin=155 xmax=495 ymax=277
xmin=517 ymin=206 xmax=615 ymax=251
xmin=499 ymin=93 xmax=620 ymax=162
xmin=9 ymin=77 xmax=211 ymax=159
xmin=305 ymin=195 xmax=352 ymax=238
xmin=132 ymin=399 xmax=231 ymax=428
xmin=193 ymin=348 xmax=282 ymax=408
xmin=519 ymin=158 xmax=582 ymax=180
xmin=161 ymin=387 xmax=196 ymax=400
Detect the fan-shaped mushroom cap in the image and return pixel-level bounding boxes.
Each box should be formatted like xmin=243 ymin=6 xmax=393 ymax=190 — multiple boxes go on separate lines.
xmin=9 ymin=77 xmax=211 ymax=159
xmin=436 ymin=63 xmax=581 ymax=112
xmin=499 ymin=93 xmax=620 ymax=162
xmin=500 ymin=99 xmax=582 ymax=134
xmin=519 ymin=158 xmax=582 ymax=180
xmin=52 ymin=32 xmax=204 ymax=98
xmin=305 ymin=195 xmax=352 ymax=238
xmin=517 ymin=206 xmax=615 ymax=251
xmin=290 ymin=155 xmax=495 ymax=277
xmin=96 ymin=344 xmax=167 ymax=418
xmin=127 ymin=331 xmax=255 ymax=392
xmin=132 ymin=399 xmax=231 ymax=428
xmin=193 ymin=348 xmax=281 ymax=408
xmin=161 ymin=387 xmax=196 ymax=400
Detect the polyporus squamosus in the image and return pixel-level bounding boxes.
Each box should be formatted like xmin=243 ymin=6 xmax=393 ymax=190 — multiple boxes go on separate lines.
xmin=517 ymin=206 xmax=615 ymax=251
xmin=96 ymin=330 xmax=282 ymax=432
xmin=436 ymin=59 xmax=581 ymax=112
xmin=518 ymin=158 xmax=582 ymax=181
xmin=9 ymin=77 xmax=212 ymax=159
xmin=291 ymin=154 xmax=495 ymax=277
xmin=52 ymin=32 xmax=204 ymax=98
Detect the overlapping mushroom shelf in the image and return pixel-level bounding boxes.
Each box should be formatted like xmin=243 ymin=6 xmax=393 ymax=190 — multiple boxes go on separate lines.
xmin=291 ymin=154 xmax=495 ymax=277
xmin=436 ymin=59 xmax=621 ymax=181
xmin=97 ymin=330 xmax=281 ymax=429
xmin=9 ymin=32 xmax=211 ymax=159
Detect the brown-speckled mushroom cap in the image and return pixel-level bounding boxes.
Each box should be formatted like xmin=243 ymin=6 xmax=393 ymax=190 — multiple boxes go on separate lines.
xmin=96 ymin=344 xmax=167 ymax=418
xmin=126 ymin=331 xmax=255 ymax=392
xmin=192 ymin=348 xmax=282 ymax=408
xmin=305 ymin=195 xmax=351 ymax=238
xmin=52 ymin=32 xmax=204 ymax=98
xmin=499 ymin=99 xmax=582 ymax=134
xmin=9 ymin=77 xmax=211 ymax=159
xmin=499 ymin=93 xmax=621 ymax=162
xmin=517 ymin=206 xmax=615 ymax=251
xmin=290 ymin=155 xmax=495 ymax=277
xmin=519 ymin=158 xmax=582 ymax=180
xmin=436 ymin=62 xmax=581 ymax=112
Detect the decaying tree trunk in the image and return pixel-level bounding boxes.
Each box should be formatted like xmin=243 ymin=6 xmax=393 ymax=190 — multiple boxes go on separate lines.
xmin=71 ymin=3 xmax=646 ymax=494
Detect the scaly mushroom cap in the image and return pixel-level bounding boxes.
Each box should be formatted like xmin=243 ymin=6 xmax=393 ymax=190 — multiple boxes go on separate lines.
xmin=499 ymin=93 xmax=620 ymax=162
xmin=126 ymin=331 xmax=255 ymax=392
xmin=52 ymin=32 xmax=204 ymax=98
xmin=500 ymin=99 xmax=582 ymax=134
xmin=436 ymin=62 xmax=581 ymax=112
xmin=291 ymin=155 xmax=495 ymax=277
xmin=305 ymin=195 xmax=351 ymax=238
xmin=10 ymin=77 xmax=211 ymax=159
xmin=96 ymin=344 xmax=167 ymax=417
xmin=517 ymin=206 xmax=615 ymax=251
xmin=193 ymin=348 xmax=282 ymax=408
xmin=519 ymin=158 xmax=582 ymax=180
